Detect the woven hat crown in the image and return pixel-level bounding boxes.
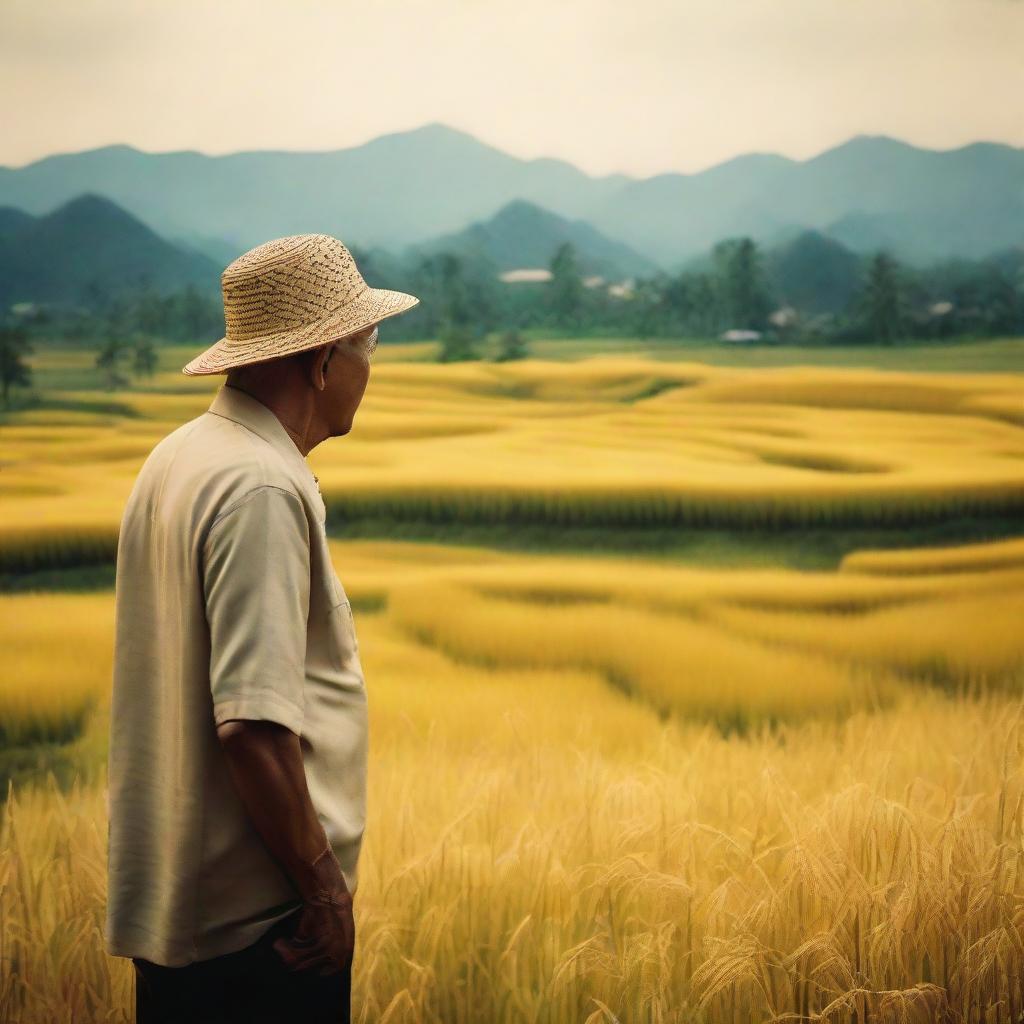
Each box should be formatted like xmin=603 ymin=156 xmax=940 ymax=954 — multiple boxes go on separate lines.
xmin=223 ymin=234 xmax=368 ymax=342
xmin=181 ymin=232 xmax=419 ymax=375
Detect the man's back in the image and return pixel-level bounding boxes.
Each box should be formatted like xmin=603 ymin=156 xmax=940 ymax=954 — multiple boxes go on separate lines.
xmin=106 ymin=383 xmax=368 ymax=968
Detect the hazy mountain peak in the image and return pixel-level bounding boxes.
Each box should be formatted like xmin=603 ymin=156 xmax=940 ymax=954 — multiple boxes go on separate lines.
xmin=410 ymin=196 xmax=659 ymax=279
xmin=0 ymin=191 xmax=221 ymax=309
xmin=399 ymin=121 xmax=478 ymax=141
xmin=44 ymin=191 xmax=154 ymax=233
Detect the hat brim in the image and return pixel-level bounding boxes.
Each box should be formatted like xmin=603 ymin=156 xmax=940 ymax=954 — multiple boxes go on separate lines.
xmin=181 ymin=286 xmax=420 ymax=376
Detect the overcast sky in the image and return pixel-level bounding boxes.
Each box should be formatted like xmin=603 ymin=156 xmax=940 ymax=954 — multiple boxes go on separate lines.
xmin=2 ymin=0 xmax=1022 ymax=178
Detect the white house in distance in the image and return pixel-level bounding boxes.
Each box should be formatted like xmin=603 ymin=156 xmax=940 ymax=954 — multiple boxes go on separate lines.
xmin=719 ymin=328 xmax=763 ymax=343
xmin=497 ymin=268 xmax=636 ymax=299
xmin=498 ymin=268 xmax=552 ymax=283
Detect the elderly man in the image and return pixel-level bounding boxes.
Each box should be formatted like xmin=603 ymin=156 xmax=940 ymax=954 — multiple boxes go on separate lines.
xmin=105 ymin=234 xmax=419 ymax=1023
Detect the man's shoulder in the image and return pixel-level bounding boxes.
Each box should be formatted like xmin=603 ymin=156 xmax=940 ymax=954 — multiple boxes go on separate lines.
xmin=188 ymin=411 xmax=303 ymax=491
xmin=130 ymin=412 xmax=307 ymax=522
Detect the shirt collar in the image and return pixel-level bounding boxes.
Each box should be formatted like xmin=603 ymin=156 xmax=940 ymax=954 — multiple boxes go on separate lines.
xmin=206 ymin=383 xmax=320 ymax=492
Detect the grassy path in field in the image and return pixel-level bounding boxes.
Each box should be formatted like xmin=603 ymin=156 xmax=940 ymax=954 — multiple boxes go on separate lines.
xmin=3 ymin=517 xmax=1023 ymax=592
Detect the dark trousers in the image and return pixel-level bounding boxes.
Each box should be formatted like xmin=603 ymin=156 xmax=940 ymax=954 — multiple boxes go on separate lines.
xmin=132 ymin=910 xmax=351 ymax=1023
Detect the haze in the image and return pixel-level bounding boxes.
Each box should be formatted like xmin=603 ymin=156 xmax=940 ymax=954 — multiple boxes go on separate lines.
xmin=2 ymin=0 xmax=1022 ymax=177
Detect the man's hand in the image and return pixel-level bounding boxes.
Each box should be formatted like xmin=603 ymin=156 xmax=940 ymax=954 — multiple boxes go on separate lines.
xmin=214 ymin=719 xmax=357 ymax=975
xmin=272 ymin=888 xmax=355 ymax=976
xmin=272 ymin=843 xmax=355 ymax=975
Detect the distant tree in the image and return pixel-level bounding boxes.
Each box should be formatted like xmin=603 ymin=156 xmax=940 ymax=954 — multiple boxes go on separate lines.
xmin=438 ymin=320 xmax=481 ymax=362
xmin=684 ymin=272 xmax=719 ymax=337
xmin=493 ymin=328 xmax=528 ymax=362
xmin=1011 ymin=264 xmax=1024 ymax=336
xmin=712 ymin=237 xmax=773 ymax=331
xmin=134 ymin=286 xmax=169 ymax=336
xmin=0 ymin=322 xmax=33 ymax=405
xmin=132 ymin=333 xmax=159 ymax=379
xmin=630 ymin=276 xmax=670 ymax=338
xmin=853 ymin=251 xmax=908 ymax=344
xmin=408 ymin=255 xmax=445 ymax=339
xmin=437 ymin=253 xmax=474 ymax=330
xmin=97 ymin=329 xmax=160 ymax=385
xmin=660 ymin=272 xmax=695 ymax=335
xmin=923 ymin=258 xmax=1022 ymax=339
xmin=178 ymin=284 xmax=213 ymax=341
xmin=466 ymin=264 xmax=504 ymax=339
xmin=547 ymin=242 xmax=585 ymax=329
xmin=627 ymin=268 xmax=726 ymax=339
xmin=96 ymin=335 xmax=131 ymax=390
xmin=408 ymin=250 xmax=505 ymax=350
xmin=969 ymin=268 xmax=1021 ymax=336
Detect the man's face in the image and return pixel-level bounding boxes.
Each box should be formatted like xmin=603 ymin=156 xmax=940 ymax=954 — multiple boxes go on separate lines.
xmin=319 ymin=323 xmax=378 ymax=437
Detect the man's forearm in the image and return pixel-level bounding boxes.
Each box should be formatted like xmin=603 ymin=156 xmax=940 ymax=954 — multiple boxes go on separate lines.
xmin=215 ymin=719 xmax=349 ymax=900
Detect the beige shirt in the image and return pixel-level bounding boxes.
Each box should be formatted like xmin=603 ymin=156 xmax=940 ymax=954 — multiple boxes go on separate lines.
xmin=105 ymin=382 xmax=368 ymax=967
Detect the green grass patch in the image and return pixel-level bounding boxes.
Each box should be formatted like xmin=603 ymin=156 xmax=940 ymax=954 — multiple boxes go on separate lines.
xmin=326 ymin=515 xmax=1024 ymax=571
xmin=0 ymin=564 xmax=117 ymax=593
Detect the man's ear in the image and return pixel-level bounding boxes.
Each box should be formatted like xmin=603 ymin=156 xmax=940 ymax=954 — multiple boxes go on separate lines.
xmin=313 ymin=342 xmax=334 ymax=389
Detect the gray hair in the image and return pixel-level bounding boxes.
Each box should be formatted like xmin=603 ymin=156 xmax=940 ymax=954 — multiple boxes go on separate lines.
xmin=226 ymin=326 xmax=378 ymax=388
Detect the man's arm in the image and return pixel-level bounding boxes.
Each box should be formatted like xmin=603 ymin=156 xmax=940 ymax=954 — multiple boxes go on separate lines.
xmin=203 ymin=483 xmax=354 ymax=973
xmin=215 ymin=718 xmax=349 ymax=900
xmin=201 ymin=484 xmax=347 ymax=899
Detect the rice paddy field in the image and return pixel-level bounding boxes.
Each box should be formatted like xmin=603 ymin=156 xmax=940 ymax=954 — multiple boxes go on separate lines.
xmin=1 ymin=338 xmax=1023 ymax=1023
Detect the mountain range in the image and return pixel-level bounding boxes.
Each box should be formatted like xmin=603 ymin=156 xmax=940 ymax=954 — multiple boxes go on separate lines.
xmin=2 ymin=122 xmax=1021 ymax=273
xmin=0 ymin=191 xmax=672 ymax=310
xmin=1 ymin=188 xmax=967 ymax=319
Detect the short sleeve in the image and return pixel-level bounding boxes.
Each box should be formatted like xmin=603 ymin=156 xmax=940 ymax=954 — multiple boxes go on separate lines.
xmin=202 ymin=485 xmax=311 ymax=735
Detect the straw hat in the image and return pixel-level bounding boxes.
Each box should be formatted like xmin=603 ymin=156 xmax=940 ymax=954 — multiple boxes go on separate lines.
xmin=181 ymin=233 xmax=420 ymax=376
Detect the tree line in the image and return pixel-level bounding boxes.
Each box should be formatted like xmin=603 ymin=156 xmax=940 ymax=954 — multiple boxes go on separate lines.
xmin=403 ymin=238 xmax=1024 ymax=357
xmin=2 ymin=235 xmax=1022 ymax=401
